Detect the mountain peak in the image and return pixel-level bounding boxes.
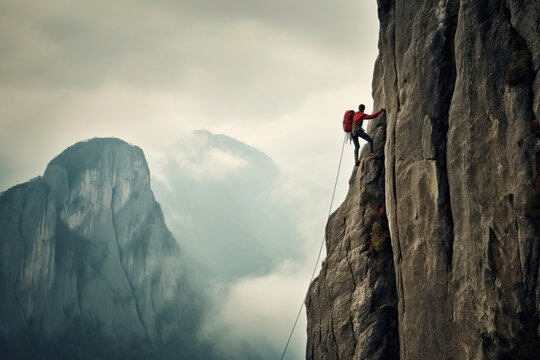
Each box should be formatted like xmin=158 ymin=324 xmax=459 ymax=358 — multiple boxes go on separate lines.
xmin=0 ymin=137 xmax=204 ymax=358
xmin=45 ymin=137 xmax=147 ymax=183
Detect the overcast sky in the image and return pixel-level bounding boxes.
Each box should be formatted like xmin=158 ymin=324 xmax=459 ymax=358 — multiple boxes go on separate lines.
xmin=0 ymin=0 xmax=380 ymax=357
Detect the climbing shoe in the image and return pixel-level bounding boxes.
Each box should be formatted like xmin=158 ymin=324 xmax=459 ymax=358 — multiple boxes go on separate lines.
xmin=368 ymin=152 xmax=375 ymax=157
xmin=355 ymin=159 xmax=360 ymax=166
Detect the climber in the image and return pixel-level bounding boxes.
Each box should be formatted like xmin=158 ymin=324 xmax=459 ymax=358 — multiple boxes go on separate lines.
xmin=352 ymin=104 xmax=385 ymax=166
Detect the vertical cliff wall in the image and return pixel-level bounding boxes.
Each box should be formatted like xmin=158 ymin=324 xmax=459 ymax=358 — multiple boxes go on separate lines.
xmin=306 ymin=115 xmax=399 ymax=359
xmin=307 ymin=0 xmax=539 ymax=359
xmin=0 ymin=138 xmax=199 ymax=356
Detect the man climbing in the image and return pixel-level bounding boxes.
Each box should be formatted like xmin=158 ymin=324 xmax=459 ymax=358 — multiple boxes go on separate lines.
xmin=352 ymin=104 xmax=385 ymax=166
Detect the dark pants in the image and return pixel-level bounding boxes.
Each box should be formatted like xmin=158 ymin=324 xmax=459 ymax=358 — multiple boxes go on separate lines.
xmin=352 ymin=129 xmax=373 ymax=158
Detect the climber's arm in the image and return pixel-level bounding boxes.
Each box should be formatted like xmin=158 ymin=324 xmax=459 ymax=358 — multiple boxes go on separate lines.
xmin=364 ymin=109 xmax=384 ymax=119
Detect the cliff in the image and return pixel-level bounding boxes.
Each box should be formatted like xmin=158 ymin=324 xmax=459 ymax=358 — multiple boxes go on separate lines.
xmin=0 ymin=138 xmax=201 ymax=358
xmin=306 ymin=114 xmax=399 ymax=359
xmin=306 ymin=0 xmax=539 ymax=359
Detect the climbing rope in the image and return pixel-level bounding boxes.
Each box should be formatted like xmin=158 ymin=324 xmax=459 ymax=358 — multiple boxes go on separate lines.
xmin=280 ymin=133 xmax=347 ymax=360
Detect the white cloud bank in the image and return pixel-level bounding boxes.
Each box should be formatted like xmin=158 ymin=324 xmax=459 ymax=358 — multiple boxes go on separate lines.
xmin=201 ymin=261 xmax=312 ymax=359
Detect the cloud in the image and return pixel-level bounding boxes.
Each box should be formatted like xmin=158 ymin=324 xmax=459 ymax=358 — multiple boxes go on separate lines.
xmin=166 ymin=133 xmax=250 ymax=182
xmin=147 ymin=131 xmax=312 ymax=358
xmin=200 ymin=261 xmax=310 ymax=359
xmin=149 ymin=130 xmax=301 ymax=282
xmin=0 ymin=0 xmax=379 ymax=192
xmin=0 ymin=0 xmax=378 ymax=116
xmin=157 ymin=0 xmax=378 ymax=52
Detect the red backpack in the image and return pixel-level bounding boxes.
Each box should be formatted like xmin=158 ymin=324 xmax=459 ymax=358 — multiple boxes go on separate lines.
xmin=343 ymin=110 xmax=354 ymax=132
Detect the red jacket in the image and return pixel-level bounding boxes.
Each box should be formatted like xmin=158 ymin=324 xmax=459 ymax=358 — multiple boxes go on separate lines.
xmin=353 ymin=109 xmax=383 ymax=128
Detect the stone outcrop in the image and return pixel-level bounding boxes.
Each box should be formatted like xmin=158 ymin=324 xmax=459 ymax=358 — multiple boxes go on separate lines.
xmin=307 ymin=0 xmax=539 ymax=359
xmin=0 ymin=138 xmax=198 ymax=355
xmin=306 ymin=115 xmax=399 ymax=359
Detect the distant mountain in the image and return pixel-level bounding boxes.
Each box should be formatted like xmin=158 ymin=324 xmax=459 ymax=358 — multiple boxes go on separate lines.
xmin=0 ymin=138 xmax=212 ymax=359
xmin=152 ymin=130 xmax=300 ymax=281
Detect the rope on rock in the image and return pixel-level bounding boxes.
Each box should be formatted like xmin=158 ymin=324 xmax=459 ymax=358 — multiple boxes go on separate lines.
xmin=280 ymin=133 xmax=347 ymax=360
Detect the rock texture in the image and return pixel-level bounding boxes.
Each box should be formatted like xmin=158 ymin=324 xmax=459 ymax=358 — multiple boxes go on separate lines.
xmin=306 ymin=115 xmax=399 ymax=359
xmin=0 ymin=138 xmax=197 ymax=354
xmin=307 ymin=0 xmax=539 ymax=359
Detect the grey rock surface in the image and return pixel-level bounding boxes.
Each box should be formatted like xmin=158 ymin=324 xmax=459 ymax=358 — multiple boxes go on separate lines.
xmin=0 ymin=138 xmax=193 ymax=347
xmin=306 ymin=115 xmax=399 ymax=360
xmin=307 ymin=0 xmax=539 ymax=359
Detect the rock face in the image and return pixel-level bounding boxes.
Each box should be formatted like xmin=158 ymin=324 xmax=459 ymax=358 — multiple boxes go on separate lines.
xmin=0 ymin=138 xmax=197 ymax=355
xmin=307 ymin=0 xmax=539 ymax=359
xmin=306 ymin=116 xmax=399 ymax=359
